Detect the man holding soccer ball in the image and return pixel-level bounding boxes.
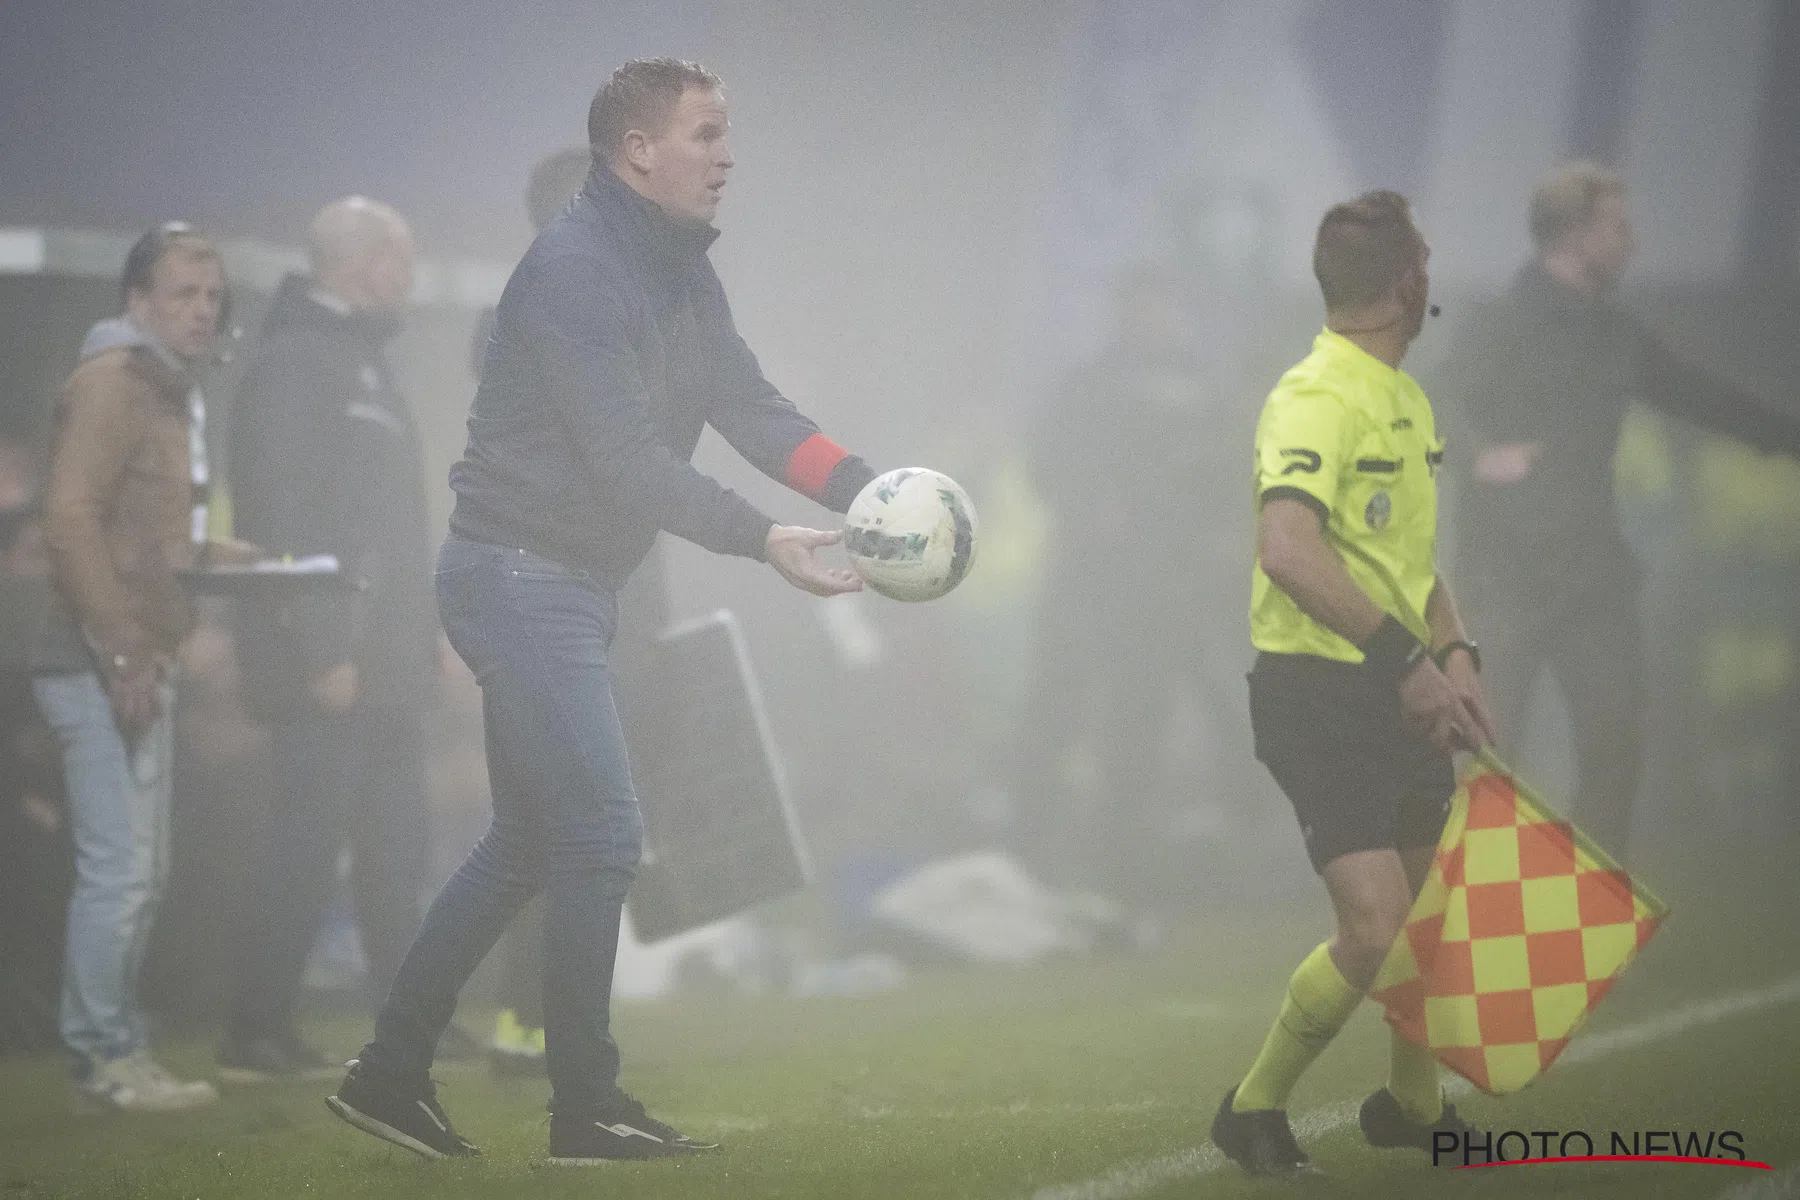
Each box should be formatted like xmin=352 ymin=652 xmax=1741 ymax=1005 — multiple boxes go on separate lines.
xmin=327 ymin=58 xmax=885 ymax=1164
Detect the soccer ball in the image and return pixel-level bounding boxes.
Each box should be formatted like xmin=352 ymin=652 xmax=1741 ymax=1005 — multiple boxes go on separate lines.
xmin=843 ymin=468 xmax=978 ymax=602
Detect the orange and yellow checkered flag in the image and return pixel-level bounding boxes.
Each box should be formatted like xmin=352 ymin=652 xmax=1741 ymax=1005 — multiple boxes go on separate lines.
xmin=1369 ymin=751 xmax=1668 ymax=1094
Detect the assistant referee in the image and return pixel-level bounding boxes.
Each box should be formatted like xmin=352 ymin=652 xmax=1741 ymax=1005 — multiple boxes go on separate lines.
xmin=1211 ymin=191 xmax=1494 ymax=1174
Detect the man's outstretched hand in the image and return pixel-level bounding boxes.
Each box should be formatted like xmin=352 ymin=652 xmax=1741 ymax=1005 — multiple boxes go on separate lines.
xmin=766 ymin=525 xmax=864 ymax=597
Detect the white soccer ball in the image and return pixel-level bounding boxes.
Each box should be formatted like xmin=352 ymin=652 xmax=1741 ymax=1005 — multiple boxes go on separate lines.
xmin=843 ymin=468 xmax=978 ymax=602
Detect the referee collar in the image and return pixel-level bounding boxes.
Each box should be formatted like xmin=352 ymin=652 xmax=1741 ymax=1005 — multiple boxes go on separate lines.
xmin=1315 ymin=326 xmax=1401 ymax=377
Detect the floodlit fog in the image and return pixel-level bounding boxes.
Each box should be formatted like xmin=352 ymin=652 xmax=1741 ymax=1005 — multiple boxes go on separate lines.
xmin=2 ymin=1 xmax=1797 ymax=1193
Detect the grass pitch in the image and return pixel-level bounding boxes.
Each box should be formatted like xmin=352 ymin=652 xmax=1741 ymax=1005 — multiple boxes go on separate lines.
xmin=2 ymin=860 xmax=1796 ymax=1200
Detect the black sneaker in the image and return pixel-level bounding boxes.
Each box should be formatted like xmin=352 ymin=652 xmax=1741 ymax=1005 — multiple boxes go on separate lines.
xmin=218 ymin=1031 xmax=338 ymax=1083
xmin=325 ymin=1059 xmax=481 ymax=1160
xmin=1359 ymin=1086 xmax=1474 ymax=1155
xmin=547 ymin=1094 xmax=720 ymax=1164
xmin=1211 ymin=1087 xmax=1309 ymax=1175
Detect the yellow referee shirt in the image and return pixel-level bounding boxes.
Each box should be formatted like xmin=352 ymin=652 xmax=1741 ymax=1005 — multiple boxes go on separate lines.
xmin=1250 ymin=328 xmax=1444 ymax=661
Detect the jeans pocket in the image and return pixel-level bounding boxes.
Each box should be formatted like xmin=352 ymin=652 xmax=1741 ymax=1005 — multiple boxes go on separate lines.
xmin=434 ymin=561 xmax=482 ymax=582
xmin=436 ymin=546 xmax=496 ymax=646
xmin=503 ymin=546 xmax=589 ymax=583
xmin=436 ymin=536 xmax=500 ymax=580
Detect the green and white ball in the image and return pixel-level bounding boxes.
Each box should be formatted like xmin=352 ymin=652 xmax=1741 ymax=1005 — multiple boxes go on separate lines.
xmin=844 ymin=468 xmax=978 ymax=602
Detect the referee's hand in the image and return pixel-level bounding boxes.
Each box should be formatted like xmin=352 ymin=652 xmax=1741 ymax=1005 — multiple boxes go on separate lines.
xmin=765 ymin=525 xmax=865 ymax=597
xmin=1441 ymin=652 xmax=1498 ymax=748
xmin=1399 ymin=659 xmax=1487 ymax=753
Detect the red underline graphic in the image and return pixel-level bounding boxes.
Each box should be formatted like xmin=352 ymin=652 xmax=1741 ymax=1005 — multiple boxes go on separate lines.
xmin=1455 ymin=1156 xmax=1773 ymax=1170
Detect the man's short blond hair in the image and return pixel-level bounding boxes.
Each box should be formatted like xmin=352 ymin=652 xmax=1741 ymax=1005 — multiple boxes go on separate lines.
xmin=587 ymin=58 xmax=723 ymax=160
xmin=1530 ymin=161 xmax=1625 ymax=252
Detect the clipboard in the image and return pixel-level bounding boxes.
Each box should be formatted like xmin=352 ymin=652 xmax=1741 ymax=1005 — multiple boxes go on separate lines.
xmin=177 ymin=555 xmax=359 ymax=595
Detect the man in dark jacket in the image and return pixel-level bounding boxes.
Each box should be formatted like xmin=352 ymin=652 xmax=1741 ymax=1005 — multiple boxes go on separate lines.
xmin=328 ymin=57 xmax=874 ymax=1165
xmin=1436 ymin=161 xmax=1800 ymax=859
xmin=220 ymin=197 xmax=440 ymax=1079
xmin=1012 ymin=264 xmax=1240 ymax=907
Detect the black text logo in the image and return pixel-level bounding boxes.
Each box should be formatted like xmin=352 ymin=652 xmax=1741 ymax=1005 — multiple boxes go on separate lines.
xmin=1279 ymin=448 xmax=1322 ymax=475
xmin=1432 ymin=1128 xmax=1765 ymax=1172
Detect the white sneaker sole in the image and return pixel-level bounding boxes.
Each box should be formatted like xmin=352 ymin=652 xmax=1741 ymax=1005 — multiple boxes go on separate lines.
xmin=219 ymin=1064 xmax=342 ymax=1085
xmin=324 ymin=1094 xmax=454 ymax=1160
xmin=545 ymin=1143 xmax=712 ymax=1164
xmin=71 ymin=1084 xmax=219 ymax=1113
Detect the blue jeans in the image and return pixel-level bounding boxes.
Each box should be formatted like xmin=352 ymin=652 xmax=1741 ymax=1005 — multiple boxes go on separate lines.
xmin=32 ymin=670 xmax=177 ymax=1066
xmin=360 ymin=537 xmax=643 ymax=1116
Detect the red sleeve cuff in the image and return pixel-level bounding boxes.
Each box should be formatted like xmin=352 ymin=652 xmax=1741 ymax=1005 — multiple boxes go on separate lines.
xmin=785 ymin=432 xmax=850 ymax=500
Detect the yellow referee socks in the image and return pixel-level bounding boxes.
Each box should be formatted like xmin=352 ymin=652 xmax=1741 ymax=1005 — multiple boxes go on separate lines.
xmin=1387 ymin=1029 xmax=1443 ymax=1123
xmin=1233 ymin=942 xmax=1361 ymax=1112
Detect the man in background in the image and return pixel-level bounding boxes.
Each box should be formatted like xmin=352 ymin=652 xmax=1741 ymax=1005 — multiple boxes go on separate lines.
xmin=0 ymin=438 xmax=68 ymax=1056
xmin=1437 ymin=161 xmax=1800 ymax=859
xmin=220 ymin=197 xmax=446 ymax=1079
xmin=1012 ymin=264 xmax=1235 ymax=914
xmin=468 ymin=146 xmax=592 ymax=380
xmin=33 ymin=224 xmax=251 ymax=1110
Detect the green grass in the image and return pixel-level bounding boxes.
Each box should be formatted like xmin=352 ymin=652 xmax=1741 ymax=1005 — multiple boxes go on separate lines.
xmin=3 ymin=879 xmax=1797 ymax=1200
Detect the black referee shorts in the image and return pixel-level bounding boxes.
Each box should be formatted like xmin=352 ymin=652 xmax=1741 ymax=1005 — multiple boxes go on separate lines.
xmin=1247 ymin=651 xmax=1455 ymax=874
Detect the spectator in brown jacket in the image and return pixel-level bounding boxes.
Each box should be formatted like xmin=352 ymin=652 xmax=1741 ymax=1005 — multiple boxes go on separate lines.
xmin=31 ymin=223 xmax=256 ymax=1112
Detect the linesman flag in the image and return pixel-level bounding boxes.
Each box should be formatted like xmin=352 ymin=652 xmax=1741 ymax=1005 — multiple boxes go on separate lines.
xmin=1369 ymin=751 xmax=1669 ymax=1094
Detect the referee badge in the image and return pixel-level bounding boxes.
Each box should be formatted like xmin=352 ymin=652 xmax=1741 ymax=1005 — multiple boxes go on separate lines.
xmin=1365 ymin=491 xmax=1392 ymax=531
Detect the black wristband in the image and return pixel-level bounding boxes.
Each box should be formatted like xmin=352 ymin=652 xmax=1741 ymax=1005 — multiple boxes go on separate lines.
xmin=1361 ymin=615 xmax=1429 ymax=684
xmin=1434 ymin=639 xmax=1482 ymax=673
